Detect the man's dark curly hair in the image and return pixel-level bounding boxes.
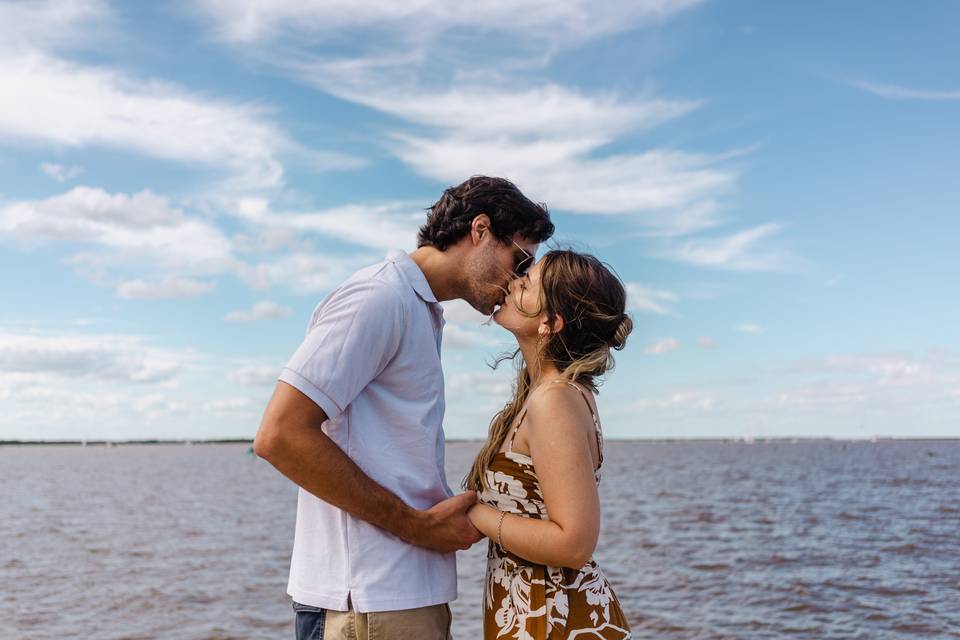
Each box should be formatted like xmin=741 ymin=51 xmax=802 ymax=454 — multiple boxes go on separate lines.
xmin=417 ymin=176 xmax=554 ymax=250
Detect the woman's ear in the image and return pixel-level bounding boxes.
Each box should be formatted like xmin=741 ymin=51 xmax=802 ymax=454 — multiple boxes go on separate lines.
xmin=539 ymin=314 xmax=564 ymax=337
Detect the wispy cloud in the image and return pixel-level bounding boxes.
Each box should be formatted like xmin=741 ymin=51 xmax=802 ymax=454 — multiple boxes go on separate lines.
xmin=848 ymin=79 xmax=960 ymax=101
xmin=229 ymin=198 xmax=425 ymax=251
xmin=203 ymin=397 xmax=255 ymax=415
xmin=440 ymin=299 xmax=489 ymax=325
xmin=295 ymin=72 xmax=731 ymax=224
xmin=626 ymin=282 xmax=679 ymax=315
xmin=0 ymin=186 xmax=235 ymax=276
xmin=775 ymin=383 xmax=868 ymax=407
xmin=644 ymin=338 xmax=681 ymax=355
xmin=235 ymin=251 xmax=375 ymax=294
xmin=633 ymin=390 xmax=718 ymax=411
xmin=448 ymin=370 xmax=514 ymax=398
xmin=734 ymin=323 xmax=765 ymax=334
xmin=229 ymin=365 xmax=281 ymax=387
xmin=0 ymin=0 xmax=110 ymax=54
xmin=442 ymin=324 xmax=498 ymax=351
xmin=225 ymin=301 xmax=293 ymax=322
xmin=193 ymin=0 xmax=705 ymax=47
xmin=116 ymin=277 xmax=216 ymax=300
xmin=0 ymin=331 xmax=185 ymax=383
xmin=657 ymin=223 xmax=794 ymax=271
xmin=190 ymin=0 xmax=740 ymax=233
xmin=0 ymin=187 xmax=389 ymax=298
xmin=40 ymin=162 xmax=83 ymax=182
xmin=0 ymin=53 xmax=365 ymax=189
xmin=773 ymin=351 xmax=960 ymax=411
xmin=0 ymin=2 xmax=363 ymax=190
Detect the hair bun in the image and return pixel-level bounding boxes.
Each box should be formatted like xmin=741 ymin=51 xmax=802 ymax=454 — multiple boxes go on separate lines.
xmin=612 ymin=314 xmax=632 ymax=350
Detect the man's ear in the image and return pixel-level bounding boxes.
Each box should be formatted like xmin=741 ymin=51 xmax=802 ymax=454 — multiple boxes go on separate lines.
xmin=471 ymin=214 xmax=492 ymax=246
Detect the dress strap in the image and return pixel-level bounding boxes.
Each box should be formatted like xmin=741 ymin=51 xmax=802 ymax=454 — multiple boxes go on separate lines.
xmin=550 ymin=380 xmax=604 ymax=467
xmin=506 ymin=407 xmax=528 ymax=454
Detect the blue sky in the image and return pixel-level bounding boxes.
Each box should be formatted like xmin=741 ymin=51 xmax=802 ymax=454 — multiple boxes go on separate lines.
xmin=1 ymin=0 xmax=958 ymax=441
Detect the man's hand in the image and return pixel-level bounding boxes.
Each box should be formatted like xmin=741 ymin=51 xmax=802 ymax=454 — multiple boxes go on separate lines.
xmin=257 ymin=382 xmax=483 ymax=553
xmin=410 ymin=491 xmax=484 ymax=552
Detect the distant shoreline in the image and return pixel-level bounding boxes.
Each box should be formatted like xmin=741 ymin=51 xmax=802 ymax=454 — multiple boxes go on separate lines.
xmin=2 ymin=437 xmax=958 ymax=447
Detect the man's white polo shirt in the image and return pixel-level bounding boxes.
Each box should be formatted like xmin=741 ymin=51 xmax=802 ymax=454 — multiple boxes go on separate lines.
xmin=277 ymin=249 xmax=455 ymax=613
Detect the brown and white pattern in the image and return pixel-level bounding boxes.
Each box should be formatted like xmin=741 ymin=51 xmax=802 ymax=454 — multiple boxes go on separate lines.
xmin=479 ymin=450 xmax=632 ymax=639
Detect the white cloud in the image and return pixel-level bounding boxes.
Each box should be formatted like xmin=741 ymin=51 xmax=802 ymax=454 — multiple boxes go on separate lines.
xmin=633 ymin=390 xmax=718 ymax=411
xmin=0 ymin=186 xmax=235 ymax=274
xmin=40 ymin=162 xmax=83 ymax=182
xmin=232 ymin=227 xmax=313 ymax=254
xmin=389 ymin=132 xmax=733 ymax=221
xmin=625 ymin=282 xmax=678 ymax=315
xmin=230 ymin=365 xmax=281 ymax=387
xmin=193 ymin=1 xmax=737 ymax=230
xmin=698 ymin=336 xmax=716 ymax=348
xmin=775 ymin=383 xmax=868 ymax=408
xmin=772 ymin=351 xmax=960 ymax=412
xmin=233 ymin=200 xmax=425 ymax=251
xmin=822 ymin=354 xmax=925 ymax=382
xmin=0 ymin=186 xmax=410 ymax=298
xmin=194 ymin=0 xmax=705 ymax=46
xmin=440 ymin=299 xmax=489 ymax=325
xmin=342 ymin=85 xmax=730 ymax=225
xmin=0 ymin=53 xmax=361 ymax=189
xmin=644 ymin=338 xmax=680 ymax=355
xmin=278 ymin=77 xmax=738 ymax=236
xmin=338 ymin=84 xmax=698 ymax=141
xmin=0 ymin=332 xmax=184 ymax=384
xmin=203 ymin=397 xmax=255 ymax=413
xmin=131 ymin=393 xmax=188 ymax=420
xmin=848 ymin=80 xmax=960 ymax=101
xmin=225 ymin=301 xmax=293 ymax=322
xmin=116 ymin=277 xmax=216 ymax=300
xmin=0 ymin=0 xmax=110 ymax=54
xmin=236 ymin=252 xmax=372 ymax=293
xmin=657 ymin=223 xmax=792 ymax=271
xmin=448 ymin=370 xmax=514 ymax=398
xmin=734 ymin=323 xmax=765 ymax=334
xmin=442 ymin=324 xmax=496 ymax=350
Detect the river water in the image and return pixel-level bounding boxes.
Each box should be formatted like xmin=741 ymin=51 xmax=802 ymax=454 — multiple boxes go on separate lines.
xmin=2 ymin=440 xmax=958 ymax=639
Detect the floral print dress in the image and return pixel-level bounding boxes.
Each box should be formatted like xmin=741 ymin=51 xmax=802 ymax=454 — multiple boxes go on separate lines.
xmin=478 ymin=382 xmax=632 ymax=639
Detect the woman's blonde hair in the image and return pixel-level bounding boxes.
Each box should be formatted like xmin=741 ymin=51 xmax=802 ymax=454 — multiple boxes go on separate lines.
xmin=463 ymin=250 xmax=632 ymax=491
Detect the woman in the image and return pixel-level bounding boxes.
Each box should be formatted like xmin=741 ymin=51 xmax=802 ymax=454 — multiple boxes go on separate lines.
xmin=465 ymin=249 xmax=633 ymax=640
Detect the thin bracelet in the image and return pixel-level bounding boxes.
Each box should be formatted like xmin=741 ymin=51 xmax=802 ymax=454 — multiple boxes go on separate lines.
xmin=496 ymin=510 xmax=507 ymax=549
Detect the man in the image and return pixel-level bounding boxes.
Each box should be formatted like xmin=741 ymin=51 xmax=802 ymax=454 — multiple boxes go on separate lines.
xmin=254 ymin=176 xmax=554 ymax=640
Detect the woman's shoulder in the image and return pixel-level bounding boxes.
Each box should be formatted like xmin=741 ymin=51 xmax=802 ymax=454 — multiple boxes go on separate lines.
xmin=525 ymin=380 xmax=596 ymax=435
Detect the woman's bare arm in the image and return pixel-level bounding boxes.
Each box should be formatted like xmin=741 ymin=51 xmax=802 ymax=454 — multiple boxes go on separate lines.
xmin=467 ymin=384 xmax=601 ymax=569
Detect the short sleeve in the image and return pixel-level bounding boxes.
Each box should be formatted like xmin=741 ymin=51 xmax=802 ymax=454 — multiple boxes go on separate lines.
xmin=279 ymin=279 xmax=406 ymax=420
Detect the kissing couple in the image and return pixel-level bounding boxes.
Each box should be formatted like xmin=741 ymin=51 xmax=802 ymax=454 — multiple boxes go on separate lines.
xmin=255 ymin=176 xmax=633 ymax=640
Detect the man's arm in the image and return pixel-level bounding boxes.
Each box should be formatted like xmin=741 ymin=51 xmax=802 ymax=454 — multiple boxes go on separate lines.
xmin=254 ymin=381 xmax=482 ymax=553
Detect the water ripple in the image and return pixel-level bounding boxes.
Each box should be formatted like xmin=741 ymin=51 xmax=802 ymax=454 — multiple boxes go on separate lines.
xmin=2 ymin=440 xmax=959 ymax=639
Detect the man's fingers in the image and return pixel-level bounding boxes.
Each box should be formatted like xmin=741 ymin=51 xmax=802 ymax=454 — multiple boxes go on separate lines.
xmin=451 ymin=490 xmax=477 ymax=509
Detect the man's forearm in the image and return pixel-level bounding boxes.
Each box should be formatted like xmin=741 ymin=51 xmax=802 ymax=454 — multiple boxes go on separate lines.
xmin=259 ymin=423 xmax=422 ymax=542
xmin=254 ymin=382 xmax=479 ymax=552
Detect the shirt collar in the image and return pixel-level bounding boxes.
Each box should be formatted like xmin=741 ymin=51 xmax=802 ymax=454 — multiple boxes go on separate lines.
xmin=386 ymin=249 xmax=439 ymax=304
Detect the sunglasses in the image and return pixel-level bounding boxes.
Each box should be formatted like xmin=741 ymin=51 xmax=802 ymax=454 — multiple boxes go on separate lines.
xmin=511 ymin=239 xmax=534 ymax=276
